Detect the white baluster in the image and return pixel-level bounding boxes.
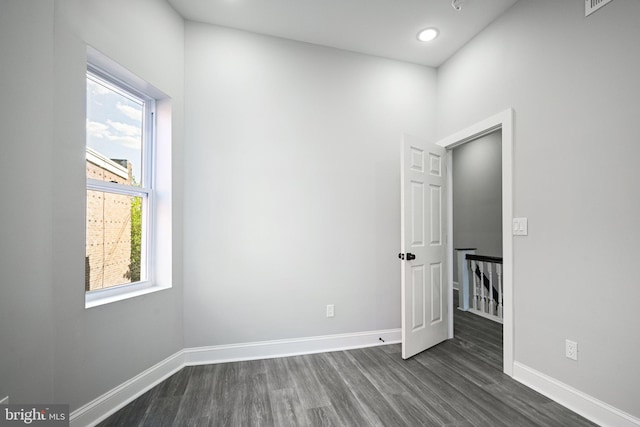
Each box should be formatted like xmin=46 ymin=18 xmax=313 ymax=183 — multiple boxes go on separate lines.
xmin=488 ymin=263 xmax=494 ymax=316
xmin=479 ymin=261 xmax=485 ymax=314
xmin=471 ymin=260 xmax=478 ymax=311
xmin=497 ymin=263 xmax=503 ymax=319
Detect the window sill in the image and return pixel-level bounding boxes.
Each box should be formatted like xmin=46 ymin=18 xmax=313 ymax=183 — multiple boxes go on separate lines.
xmin=85 ymin=281 xmax=171 ymax=309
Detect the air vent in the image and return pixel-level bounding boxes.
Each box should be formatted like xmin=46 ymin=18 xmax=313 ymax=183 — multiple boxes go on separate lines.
xmin=585 ymin=0 xmax=613 ymax=16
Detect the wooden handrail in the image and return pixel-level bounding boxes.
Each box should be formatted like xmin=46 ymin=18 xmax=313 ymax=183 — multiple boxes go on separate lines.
xmin=465 ymin=254 xmax=503 ymax=264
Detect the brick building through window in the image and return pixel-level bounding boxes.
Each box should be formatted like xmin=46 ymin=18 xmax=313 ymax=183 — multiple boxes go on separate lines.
xmin=85 ymin=147 xmax=137 ymax=291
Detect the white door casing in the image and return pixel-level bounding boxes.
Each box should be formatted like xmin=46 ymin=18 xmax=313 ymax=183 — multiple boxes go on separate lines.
xmin=400 ymin=134 xmax=449 ymax=359
xmin=436 ymin=108 xmax=514 ymax=376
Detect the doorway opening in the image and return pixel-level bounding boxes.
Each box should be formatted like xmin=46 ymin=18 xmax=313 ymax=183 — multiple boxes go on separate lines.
xmin=438 ymin=109 xmax=514 ymax=376
xmin=452 ymin=129 xmax=503 ymax=322
xmin=451 ymin=130 xmax=503 ymax=370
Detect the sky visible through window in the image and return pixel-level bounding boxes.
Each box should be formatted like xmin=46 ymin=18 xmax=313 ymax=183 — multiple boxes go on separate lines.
xmin=86 ymin=76 xmax=143 ymax=184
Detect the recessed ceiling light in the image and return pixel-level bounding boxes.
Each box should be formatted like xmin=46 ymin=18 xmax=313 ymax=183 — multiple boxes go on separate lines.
xmin=417 ymin=28 xmax=439 ymax=42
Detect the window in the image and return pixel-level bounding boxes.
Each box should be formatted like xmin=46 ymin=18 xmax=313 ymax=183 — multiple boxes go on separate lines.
xmin=85 ymin=67 xmax=153 ymax=294
xmin=84 ymin=48 xmax=172 ymax=308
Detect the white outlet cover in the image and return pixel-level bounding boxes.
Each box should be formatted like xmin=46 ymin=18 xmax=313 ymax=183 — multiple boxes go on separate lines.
xmin=566 ymin=339 xmax=578 ymax=361
xmin=326 ymin=304 xmax=335 ymax=318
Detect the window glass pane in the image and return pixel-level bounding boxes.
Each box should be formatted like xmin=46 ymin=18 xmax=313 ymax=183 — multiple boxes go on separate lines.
xmin=86 ymin=75 xmax=144 ymax=186
xmin=85 ymin=190 xmax=145 ymax=291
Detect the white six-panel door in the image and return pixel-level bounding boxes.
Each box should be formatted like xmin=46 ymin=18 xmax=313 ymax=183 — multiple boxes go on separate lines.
xmin=400 ymin=134 xmax=448 ymax=359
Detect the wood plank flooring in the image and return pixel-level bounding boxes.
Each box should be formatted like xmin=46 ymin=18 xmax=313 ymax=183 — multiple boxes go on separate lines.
xmin=99 ymin=305 xmax=597 ymax=426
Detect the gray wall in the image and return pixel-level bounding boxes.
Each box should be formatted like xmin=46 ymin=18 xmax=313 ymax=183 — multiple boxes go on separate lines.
xmin=452 ymin=131 xmax=502 ymax=283
xmin=0 ymin=0 xmax=56 ymax=404
xmin=438 ymin=0 xmax=640 ymax=417
xmin=0 ymin=0 xmax=185 ymax=411
xmin=3 ymin=0 xmax=639 ymax=420
xmin=183 ymin=23 xmax=437 ymax=347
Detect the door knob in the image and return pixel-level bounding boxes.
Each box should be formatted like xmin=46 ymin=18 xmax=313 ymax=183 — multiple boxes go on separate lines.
xmin=406 ymin=253 xmax=416 ymax=260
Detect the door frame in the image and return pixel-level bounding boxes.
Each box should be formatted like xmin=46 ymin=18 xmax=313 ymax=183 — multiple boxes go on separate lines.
xmin=435 ymin=108 xmax=514 ymax=377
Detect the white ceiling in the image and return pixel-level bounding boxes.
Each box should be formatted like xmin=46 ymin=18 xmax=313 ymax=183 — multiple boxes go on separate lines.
xmin=168 ymin=0 xmax=518 ymax=67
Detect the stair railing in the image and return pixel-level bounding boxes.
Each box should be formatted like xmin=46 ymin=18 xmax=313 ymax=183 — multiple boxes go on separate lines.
xmin=463 ymin=254 xmax=503 ymax=323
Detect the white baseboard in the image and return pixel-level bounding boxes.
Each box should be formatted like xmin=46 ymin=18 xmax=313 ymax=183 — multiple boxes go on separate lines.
xmin=453 ymin=281 xmax=459 ymax=291
xmin=69 ymin=328 xmax=400 ymax=426
xmin=184 ymin=328 xmax=401 ymax=366
xmin=513 ymin=362 xmax=640 ymax=427
xmin=70 ymin=350 xmax=185 ymax=427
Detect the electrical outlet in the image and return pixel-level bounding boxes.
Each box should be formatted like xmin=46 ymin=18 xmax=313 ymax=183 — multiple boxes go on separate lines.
xmin=0 ymin=396 xmax=8 ymax=405
xmin=326 ymin=304 xmax=335 ymax=318
xmin=565 ymin=339 xmax=578 ymax=361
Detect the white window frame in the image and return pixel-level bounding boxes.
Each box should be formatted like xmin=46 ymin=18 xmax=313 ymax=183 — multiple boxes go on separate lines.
xmin=85 ymin=47 xmax=172 ymax=308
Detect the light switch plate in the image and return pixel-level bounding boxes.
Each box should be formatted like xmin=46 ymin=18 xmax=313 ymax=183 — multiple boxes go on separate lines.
xmin=513 ymin=218 xmax=528 ymax=236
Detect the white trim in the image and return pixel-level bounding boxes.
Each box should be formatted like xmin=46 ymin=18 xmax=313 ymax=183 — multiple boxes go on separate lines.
xmin=452 ymin=280 xmax=459 ymax=291
xmin=184 ymin=329 xmax=401 ymax=366
xmin=86 ymin=46 xmax=168 ymax=101
xmin=435 ymin=112 xmax=504 ymax=149
xmin=467 ymin=308 xmax=504 ymax=324
xmin=69 ymin=351 xmax=184 ymax=427
xmin=86 ymin=179 xmax=150 ymax=198
xmin=85 ymin=281 xmax=171 ymax=308
xmin=68 ymin=329 xmax=399 ymax=426
xmin=436 ymin=108 xmax=515 ymax=376
xmin=514 ymin=362 xmax=640 ymax=427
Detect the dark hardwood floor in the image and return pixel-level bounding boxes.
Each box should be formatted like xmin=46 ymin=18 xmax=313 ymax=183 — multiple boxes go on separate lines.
xmin=99 ymin=300 xmax=597 ymax=426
